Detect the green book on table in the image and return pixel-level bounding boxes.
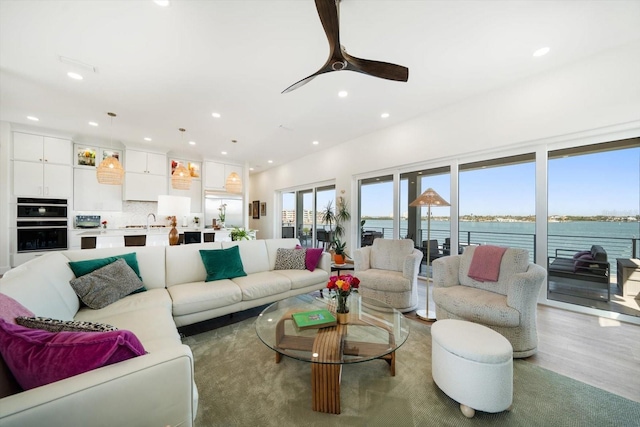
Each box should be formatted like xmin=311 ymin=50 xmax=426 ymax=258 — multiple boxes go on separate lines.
xmin=292 ymin=309 xmax=337 ymax=330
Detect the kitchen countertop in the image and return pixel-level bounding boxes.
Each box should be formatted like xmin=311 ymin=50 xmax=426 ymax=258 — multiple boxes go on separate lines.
xmin=75 ymin=228 xmax=227 ymax=236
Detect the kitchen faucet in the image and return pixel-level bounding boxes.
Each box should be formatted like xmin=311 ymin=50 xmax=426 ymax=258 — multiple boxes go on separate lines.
xmin=146 ymin=213 xmax=156 ymax=229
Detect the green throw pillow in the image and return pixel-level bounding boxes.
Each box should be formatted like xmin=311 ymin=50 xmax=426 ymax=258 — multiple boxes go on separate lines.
xmin=68 ymin=252 xmax=142 ymax=280
xmin=199 ymin=246 xmax=247 ymax=282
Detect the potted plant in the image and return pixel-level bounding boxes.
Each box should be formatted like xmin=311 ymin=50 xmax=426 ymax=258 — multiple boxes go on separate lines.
xmin=230 ymin=227 xmax=251 ymax=241
xmin=333 ymin=238 xmax=347 ymax=264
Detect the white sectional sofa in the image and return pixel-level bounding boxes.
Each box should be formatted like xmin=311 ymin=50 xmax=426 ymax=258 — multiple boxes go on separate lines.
xmin=0 ymin=238 xmax=330 ymax=427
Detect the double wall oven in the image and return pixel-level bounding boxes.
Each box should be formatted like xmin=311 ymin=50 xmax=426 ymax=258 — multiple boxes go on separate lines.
xmin=16 ymin=197 xmax=68 ymax=253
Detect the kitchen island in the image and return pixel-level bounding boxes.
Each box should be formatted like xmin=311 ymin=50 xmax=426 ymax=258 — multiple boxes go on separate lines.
xmin=72 ymin=227 xmax=231 ymax=249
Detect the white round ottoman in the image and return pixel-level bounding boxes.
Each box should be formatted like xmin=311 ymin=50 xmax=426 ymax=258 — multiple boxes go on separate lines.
xmin=431 ymin=319 xmax=513 ymax=418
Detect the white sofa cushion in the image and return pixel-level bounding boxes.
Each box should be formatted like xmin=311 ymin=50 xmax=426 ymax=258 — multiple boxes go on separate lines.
xmin=222 ymin=240 xmax=269 ymax=275
xmin=73 ymin=288 xmax=172 ymax=322
xmin=231 ymin=271 xmax=291 ymax=301
xmin=356 ymin=269 xmax=412 ymax=292
xmin=167 ymin=279 xmax=243 ymax=316
xmin=272 ymin=269 xmax=329 ymax=290
xmin=64 ymin=246 xmax=167 ymax=290
xmin=165 ymin=242 xmax=222 ymax=287
xmin=0 ymin=252 xmax=78 ymax=320
xmin=433 ymin=285 xmax=520 ymax=327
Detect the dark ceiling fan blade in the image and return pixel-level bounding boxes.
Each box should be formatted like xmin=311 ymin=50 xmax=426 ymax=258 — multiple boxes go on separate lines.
xmin=343 ymin=51 xmax=409 ymax=82
xmin=281 ymin=65 xmax=334 ymax=94
xmin=315 ymin=0 xmax=341 ymax=54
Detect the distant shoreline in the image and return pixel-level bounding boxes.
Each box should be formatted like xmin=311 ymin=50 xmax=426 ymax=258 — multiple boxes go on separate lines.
xmin=361 ymin=215 xmax=639 ymax=223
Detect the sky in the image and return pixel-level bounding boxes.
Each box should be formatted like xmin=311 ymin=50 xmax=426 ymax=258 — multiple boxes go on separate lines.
xmin=284 ymin=147 xmax=640 ymax=217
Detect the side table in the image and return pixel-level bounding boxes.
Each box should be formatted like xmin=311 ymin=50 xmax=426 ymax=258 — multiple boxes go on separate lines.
xmin=616 ymin=258 xmax=640 ymax=299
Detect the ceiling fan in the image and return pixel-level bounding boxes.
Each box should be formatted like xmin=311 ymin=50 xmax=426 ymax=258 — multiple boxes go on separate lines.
xmin=282 ymin=0 xmax=409 ymax=93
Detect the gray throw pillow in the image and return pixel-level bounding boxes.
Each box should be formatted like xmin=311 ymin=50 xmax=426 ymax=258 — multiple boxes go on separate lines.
xmin=274 ymin=248 xmax=307 ymax=270
xmin=69 ymin=258 xmax=145 ymax=309
xmin=15 ymin=316 xmax=118 ymax=333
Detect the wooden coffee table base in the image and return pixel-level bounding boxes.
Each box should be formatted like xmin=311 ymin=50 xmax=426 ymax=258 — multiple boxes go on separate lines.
xmin=275 ymin=312 xmax=396 ymax=414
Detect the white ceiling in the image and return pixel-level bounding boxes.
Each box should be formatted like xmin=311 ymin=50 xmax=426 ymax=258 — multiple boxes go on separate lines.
xmin=2 ymin=1 xmax=640 ymax=173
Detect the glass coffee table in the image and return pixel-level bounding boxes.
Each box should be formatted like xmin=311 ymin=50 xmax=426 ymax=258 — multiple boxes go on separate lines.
xmin=255 ymin=293 xmax=410 ymax=414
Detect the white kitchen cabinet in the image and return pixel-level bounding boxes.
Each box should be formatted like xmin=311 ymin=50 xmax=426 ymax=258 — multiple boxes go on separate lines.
xmin=204 ymin=161 xmax=243 ymax=192
xmin=126 ymin=150 xmax=166 ymax=175
xmin=13 ymin=161 xmax=71 ymax=198
xmin=13 ymin=132 xmax=71 ymax=165
xmin=204 ymin=161 xmax=225 ymax=189
xmin=73 ymin=168 xmax=122 ymax=211
xmin=124 ymin=149 xmax=167 ymax=201
xmin=12 ymin=132 xmax=72 ymax=198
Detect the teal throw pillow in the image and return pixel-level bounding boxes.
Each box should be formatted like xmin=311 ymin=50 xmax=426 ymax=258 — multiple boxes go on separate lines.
xmin=68 ymin=252 xmax=143 ymax=281
xmin=199 ymin=246 xmax=247 ymax=282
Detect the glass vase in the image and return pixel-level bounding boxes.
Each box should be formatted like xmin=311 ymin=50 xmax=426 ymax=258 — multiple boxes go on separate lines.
xmin=336 ymin=293 xmax=350 ymax=324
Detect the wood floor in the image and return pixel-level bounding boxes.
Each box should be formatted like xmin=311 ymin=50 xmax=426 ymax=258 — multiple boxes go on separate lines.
xmin=409 ymin=278 xmax=640 ymax=403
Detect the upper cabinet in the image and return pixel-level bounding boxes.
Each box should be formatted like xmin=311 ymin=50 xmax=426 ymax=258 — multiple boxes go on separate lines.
xmin=12 ymin=132 xmax=72 ymax=198
xmin=13 ymin=132 xmax=71 ymax=165
xmin=125 ymin=150 xmax=166 ymax=175
xmin=124 ymin=149 xmax=167 ymax=201
xmin=204 ymin=161 xmax=243 ymax=192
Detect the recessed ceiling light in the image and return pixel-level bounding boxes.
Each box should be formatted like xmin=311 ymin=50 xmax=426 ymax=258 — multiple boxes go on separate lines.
xmin=312 ymin=140 xmax=319 ymax=145
xmin=144 ymin=137 xmax=152 ymax=141
xmin=380 ymin=113 xmax=390 ymax=119
xmin=154 ymin=0 xmax=170 ymax=7
xmin=268 ymin=160 xmax=273 ymax=164
xmin=221 ymin=151 xmax=227 ymax=155
xmin=88 ymin=121 xmax=98 ymax=126
xmin=27 ymin=116 xmax=39 ymax=121
xmin=67 ymin=72 xmax=83 ymax=80
xmin=249 ymin=167 xmax=254 ymax=171
xmin=338 ymin=91 xmax=348 ymax=98
xmin=212 ymin=112 xmax=221 ymax=118
xmin=189 ymin=141 xmax=196 ymax=146
xmin=533 ymin=47 xmax=550 ymax=57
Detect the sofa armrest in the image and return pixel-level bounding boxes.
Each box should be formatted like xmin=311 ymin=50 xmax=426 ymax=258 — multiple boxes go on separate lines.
xmin=506 ymin=263 xmax=546 ymax=312
xmin=403 ymin=249 xmax=423 ymax=280
xmin=317 ymin=251 xmax=332 ymax=273
xmin=354 ymin=247 xmax=372 ymax=271
xmin=432 ymin=255 xmax=461 ymax=288
xmin=0 ymin=345 xmax=196 ymax=427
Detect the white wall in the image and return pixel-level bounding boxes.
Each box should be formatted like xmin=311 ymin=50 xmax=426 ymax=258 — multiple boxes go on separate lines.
xmin=0 ymin=121 xmax=11 ymax=273
xmin=249 ymin=41 xmax=640 ymax=246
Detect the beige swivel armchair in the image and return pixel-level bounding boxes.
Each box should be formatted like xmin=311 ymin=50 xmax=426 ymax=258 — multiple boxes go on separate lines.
xmin=432 ymin=246 xmax=546 ymax=358
xmin=353 ymin=239 xmax=423 ymax=312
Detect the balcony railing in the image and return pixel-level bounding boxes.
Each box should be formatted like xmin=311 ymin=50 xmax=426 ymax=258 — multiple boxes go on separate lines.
xmin=360 ymin=226 xmax=639 ymax=280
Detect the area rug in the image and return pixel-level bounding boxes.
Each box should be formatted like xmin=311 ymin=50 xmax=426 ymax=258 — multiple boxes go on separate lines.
xmin=182 ymin=317 xmax=640 ymax=427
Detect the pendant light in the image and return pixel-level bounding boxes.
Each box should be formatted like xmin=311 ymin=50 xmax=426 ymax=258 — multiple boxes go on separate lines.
xmin=171 ymin=128 xmax=192 ymax=190
xmin=225 ymin=172 xmax=242 ymax=194
xmin=96 ymin=112 xmax=124 ymax=185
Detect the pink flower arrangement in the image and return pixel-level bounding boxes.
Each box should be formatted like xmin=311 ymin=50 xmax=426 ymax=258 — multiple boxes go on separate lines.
xmin=327 ymin=274 xmax=360 ymax=314
xmin=327 ymin=274 xmax=360 ymax=296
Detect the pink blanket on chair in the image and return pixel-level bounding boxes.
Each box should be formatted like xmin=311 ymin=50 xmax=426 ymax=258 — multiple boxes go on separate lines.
xmin=467 ymin=245 xmax=507 ymax=282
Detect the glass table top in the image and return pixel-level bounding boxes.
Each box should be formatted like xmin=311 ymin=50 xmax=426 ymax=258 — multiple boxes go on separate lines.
xmin=255 ymin=293 xmax=410 ymax=365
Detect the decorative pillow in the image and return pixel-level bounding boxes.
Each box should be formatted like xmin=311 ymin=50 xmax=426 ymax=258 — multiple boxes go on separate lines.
xmin=199 ymin=246 xmax=247 ymax=282
xmin=295 ymin=244 xmax=324 ymax=271
xmin=274 ymin=248 xmax=307 ymax=270
xmin=68 ymin=252 xmax=142 ymax=280
xmin=16 ymin=316 xmax=118 ymax=333
xmin=69 ymin=259 xmax=145 ymax=309
xmin=0 ymin=319 xmax=145 ymax=390
xmin=0 ymin=293 xmax=34 ymax=324
xmin=572 ymin=250 xmax=591 ymax=259
xmin=574 ymin=253 xmax=597 ymax=272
